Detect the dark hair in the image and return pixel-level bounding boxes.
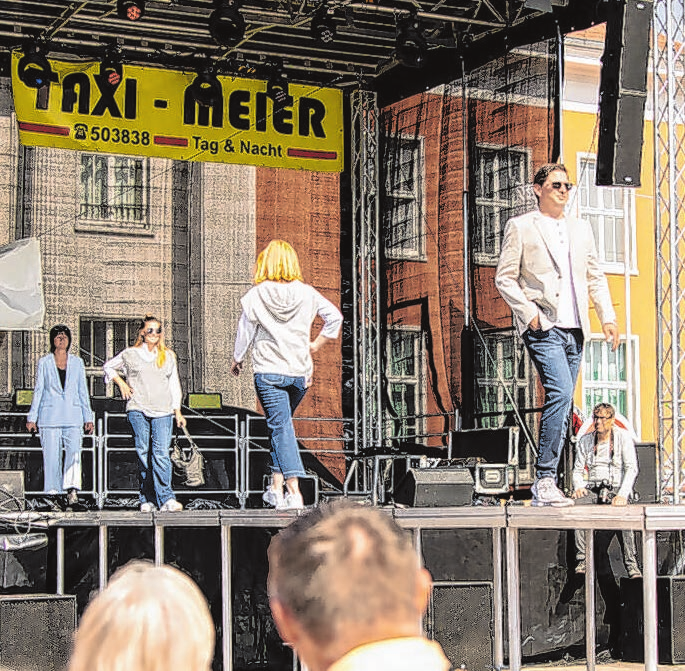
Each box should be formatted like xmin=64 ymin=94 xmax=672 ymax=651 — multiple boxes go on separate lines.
xmin=49 ymin=324 xmax=72 ymax=353
xmin=533 ymin=163 xmax=568 ymax=186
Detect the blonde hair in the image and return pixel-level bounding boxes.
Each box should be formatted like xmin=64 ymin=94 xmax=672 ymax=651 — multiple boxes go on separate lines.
xmin=253 ymin=240 xmax=304 ymax=284
xmin=133 ymin=314 xmax=167 ymax=368
xmin=69 ymin=561 xmax=215 ymax=671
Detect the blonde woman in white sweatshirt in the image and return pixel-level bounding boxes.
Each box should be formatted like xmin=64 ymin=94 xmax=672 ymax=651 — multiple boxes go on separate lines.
xmin=231 ymin=240 xmax=342 ymax=510
xmin=104 ymin=315 xmax=186 ymax=512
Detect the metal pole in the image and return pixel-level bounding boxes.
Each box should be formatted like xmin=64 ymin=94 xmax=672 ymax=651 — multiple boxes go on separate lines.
xmin=505 ymin=526 xmax=521 ymax=671
xmin=584 ymin=529 xmax=596 ymax=671
xmin=154 ymin=523 xmax=164 ymax=566
xmin=56 ymin=527 xmax=64 ymax=595
xmin=492 ymin=527 xmax=504 ymax=669
xmin=98 ymin=524 xmax=108 ymax=591
xmin=221 ymin=524 xmax=233 ymax=671
xmin=643 ymin=529 xmax=658 ymax=671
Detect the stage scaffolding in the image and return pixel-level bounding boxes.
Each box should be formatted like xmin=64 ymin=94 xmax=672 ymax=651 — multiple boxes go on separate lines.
xmin=653 ymin=0 xmax=685 ymax=504
xmin=351 ymin=89 xmax=384 ymax=454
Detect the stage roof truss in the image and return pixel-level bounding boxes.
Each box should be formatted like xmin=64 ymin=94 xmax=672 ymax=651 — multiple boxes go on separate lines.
xmin=0 ymin=0 xmax=595 ymax=93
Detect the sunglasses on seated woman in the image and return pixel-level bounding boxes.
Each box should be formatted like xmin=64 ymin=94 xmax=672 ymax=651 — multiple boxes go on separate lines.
xmin=145 ymin=326 xmax=162 ymax=335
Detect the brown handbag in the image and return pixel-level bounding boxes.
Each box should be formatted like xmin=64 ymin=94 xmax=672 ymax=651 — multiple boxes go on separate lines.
xmin=170 ymin=426 xmax=205 ymax=487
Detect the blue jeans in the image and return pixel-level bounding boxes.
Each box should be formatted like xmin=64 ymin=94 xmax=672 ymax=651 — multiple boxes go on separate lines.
xmin=522 ymin=327 xmax=583 ymax=480
xmin=254 ymin=374 xmax=307 ymax=479
xmin=127 ymin=411 xmax=175 ymax=507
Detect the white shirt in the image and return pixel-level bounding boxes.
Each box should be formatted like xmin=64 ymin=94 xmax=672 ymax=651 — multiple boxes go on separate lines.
xmin=572 ymin=426 xmax=639 ymax=500
xmin=538 ymin=214 xmax=581 ymax=330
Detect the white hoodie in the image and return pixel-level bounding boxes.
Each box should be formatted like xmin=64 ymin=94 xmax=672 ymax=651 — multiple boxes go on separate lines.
xmin=233 ymin=280 xmax=343 ymax=379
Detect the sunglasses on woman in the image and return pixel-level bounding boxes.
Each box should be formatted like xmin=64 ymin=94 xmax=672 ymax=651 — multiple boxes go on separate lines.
xmin=145 ymin=326 xmax=163 ymax=335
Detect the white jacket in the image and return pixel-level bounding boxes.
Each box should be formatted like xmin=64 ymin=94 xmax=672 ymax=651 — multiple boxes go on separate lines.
xmin=233 ymin=280 xmax=343 ymax=379
xmin=495 ymin=209 xmax=616 ymax=339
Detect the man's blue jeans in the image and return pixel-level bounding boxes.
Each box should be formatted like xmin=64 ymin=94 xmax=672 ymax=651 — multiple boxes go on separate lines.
xmin=522 ymin=327 xmax=584 ymax=481
xmin=254 ymin=374 xmax=307 ymax=479
xmin=127 ymin=411 xmax=175 ymax=507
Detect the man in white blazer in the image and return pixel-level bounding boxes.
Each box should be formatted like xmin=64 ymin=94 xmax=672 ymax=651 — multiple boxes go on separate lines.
xmin=495 ymin=164 xmax=619 ymax=507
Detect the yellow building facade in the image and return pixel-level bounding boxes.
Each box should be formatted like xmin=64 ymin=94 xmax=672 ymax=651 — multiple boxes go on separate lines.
xmin=564 ymin=26 xmax=657 ymax=443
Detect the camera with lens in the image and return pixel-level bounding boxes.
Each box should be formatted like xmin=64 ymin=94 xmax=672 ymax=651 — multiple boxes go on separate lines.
xmin=593 ymin=479 xmax=616 ymax=504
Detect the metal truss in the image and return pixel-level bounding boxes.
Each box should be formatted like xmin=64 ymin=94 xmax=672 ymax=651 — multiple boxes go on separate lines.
xmin=653 ymin=0 xmax=685 ymax=503
xmin=350 ymin=89 xmax=384 ymax=454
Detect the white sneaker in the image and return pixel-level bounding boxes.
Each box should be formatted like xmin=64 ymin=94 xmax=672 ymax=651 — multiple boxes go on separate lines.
xmin=531 ymin=477 xmax=574 ymax=507
xmin=262 ymin=487 xmax=286 ymax=509
xmin=160 ymin=499 xmax=183 ymax=512
xmin=140 ymin=502 xmax=155 ymax=513
xmin=284 ymin=492 xmax=304 ymax=510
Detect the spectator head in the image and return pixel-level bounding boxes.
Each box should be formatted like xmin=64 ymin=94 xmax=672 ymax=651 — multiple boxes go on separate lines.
xmin=69 ymin=561 xmax=215 ymax=671
xmin=267 ymin=500 xmax=432 ymax=671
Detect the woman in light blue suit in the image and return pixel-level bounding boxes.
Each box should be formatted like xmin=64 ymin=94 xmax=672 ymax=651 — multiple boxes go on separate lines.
xmin=26 ymin=324 xmax=94 ymax=505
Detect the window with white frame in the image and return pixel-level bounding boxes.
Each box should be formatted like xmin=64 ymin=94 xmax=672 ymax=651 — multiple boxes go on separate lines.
xmin=80 ymin=318 xmax=138 ymax=396
xmin=386 ymin=328 xmax=424 ymax=439
xmin=474 ymin=146 xmax=532 ymax=265
xmin=79 ymin=153 xmax=149 ymax=226
xmin=474 ymin=331 xmax=534 ymax=430
xmin=383 ymin=136 xmax=424 ymax=260
xmin=576 ymin=156 xmax=633 ymax=269
xmin=582 ymin=338 xmax=633 ymax=421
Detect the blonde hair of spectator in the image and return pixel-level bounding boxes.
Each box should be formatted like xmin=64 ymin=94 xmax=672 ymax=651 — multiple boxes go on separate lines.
xmin=69 ymin=561 xmax=215 ymax=671
xmin=267 ymin=499 xmax=429 ymax=646
xmin=254 ymin=240 xmax=304 ymax=284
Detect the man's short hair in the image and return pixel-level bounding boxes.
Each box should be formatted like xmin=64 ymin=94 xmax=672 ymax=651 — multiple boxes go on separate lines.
xmin=533 ymin=163 xmax=568 ymax=186
xmin=267 ymin=500 xmax=423 ymax=646
xmin=593 ymin=402 xmax=615 ymax=418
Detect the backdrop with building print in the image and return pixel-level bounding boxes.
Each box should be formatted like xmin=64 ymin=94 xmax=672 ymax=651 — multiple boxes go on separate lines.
xmin=378 ymin=40 xmax=558 ymax=468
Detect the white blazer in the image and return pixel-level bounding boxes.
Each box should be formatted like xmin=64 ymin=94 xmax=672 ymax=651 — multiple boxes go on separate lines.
xmin=495 ymin=209 xmax=616 ymax=340
xmin=27 ymin=353 xmax=94 ymax=428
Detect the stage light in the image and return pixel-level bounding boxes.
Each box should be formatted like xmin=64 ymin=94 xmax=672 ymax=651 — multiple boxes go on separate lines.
xmin=396 ymin=14 xmax=428 ymax=68
xmin=267 ymin=75 xmax=289 ymax=107
xmin=118 ymin=0 xmax=145 ymax=21
xmin=189 ymin=64 xmax=222 ymax=107
xmin=310 ymin=4 xmax=336 ymax=44
xmin=209 ymin=0 xmax=246 ymax=46
xmin=99 ymin=50 xmax=123 ymax=88
xmin=17 ymin=44 xmax=56 ymax=88
xmin=266 ymin=62 xmax=290 ymax=108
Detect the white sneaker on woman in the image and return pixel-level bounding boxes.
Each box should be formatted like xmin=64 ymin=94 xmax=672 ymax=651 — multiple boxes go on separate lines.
xmin=284 ymin=492 xmax=304 ymax=510
xmin=160 ymin=499 xmax=183 ymax=512
xmin=263 ymin=487 xmax=286 ymax=509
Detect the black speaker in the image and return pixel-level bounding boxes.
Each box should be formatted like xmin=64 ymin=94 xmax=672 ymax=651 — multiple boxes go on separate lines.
xmin=427 ymin=582 xmax=494 ymax=671
xmin=0 ymin=594 xmax=76 ymax=671
xmin=596 ymin=0 xmax=653 ymax=186
xmin=620 ymin=575 xmax=685 ymax=663
xmin=634 ymin=442 xmax=658 ymax=503
xmin=393 ymin=468 xmax=474 ymax=507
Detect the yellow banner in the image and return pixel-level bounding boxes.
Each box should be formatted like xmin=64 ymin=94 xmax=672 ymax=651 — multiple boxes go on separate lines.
xmin=11 ymin=53 xmax=344 ymax=172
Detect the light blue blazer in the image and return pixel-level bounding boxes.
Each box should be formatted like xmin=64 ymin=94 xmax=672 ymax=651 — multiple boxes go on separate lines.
xmin=27 ymin=353 xmax=94 ymax=428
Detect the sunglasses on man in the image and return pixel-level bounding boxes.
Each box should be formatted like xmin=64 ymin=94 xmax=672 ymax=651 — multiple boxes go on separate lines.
xmin=549 ymin=181 xmax=574 ymax=192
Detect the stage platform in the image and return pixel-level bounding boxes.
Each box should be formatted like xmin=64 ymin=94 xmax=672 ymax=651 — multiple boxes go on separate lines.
xmin=0 ymin=503 xmax=683 ymax=671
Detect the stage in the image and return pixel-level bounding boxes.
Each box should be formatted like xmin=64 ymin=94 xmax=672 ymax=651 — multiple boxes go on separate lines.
xmin=1 ymin=502 xmax=683 ymax=671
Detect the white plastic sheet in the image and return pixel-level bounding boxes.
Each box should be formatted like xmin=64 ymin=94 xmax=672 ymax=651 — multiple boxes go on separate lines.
xmin=0 ymin=238 xmax=44 ymax=330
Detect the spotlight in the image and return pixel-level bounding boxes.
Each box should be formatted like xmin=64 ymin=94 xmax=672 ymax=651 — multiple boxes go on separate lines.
xmin=118 ymin=0 xmax=145 ymax=20
xmin=100 ymin=50 xmax=123 ymax=88
xmin=266 ymin=74 xmax=289 ymax=107
xmin=311 ymin=4 xmax=336 ymax=44
xmin=209 ymin=0 xmax=246 ymax=46
xmin=396 ymin=14 xmax=428 ymax=68
xmin=189 ymin=64 xmax=223 ymax=107
xmin=17 ymin=44 xmax=56 ymax=88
